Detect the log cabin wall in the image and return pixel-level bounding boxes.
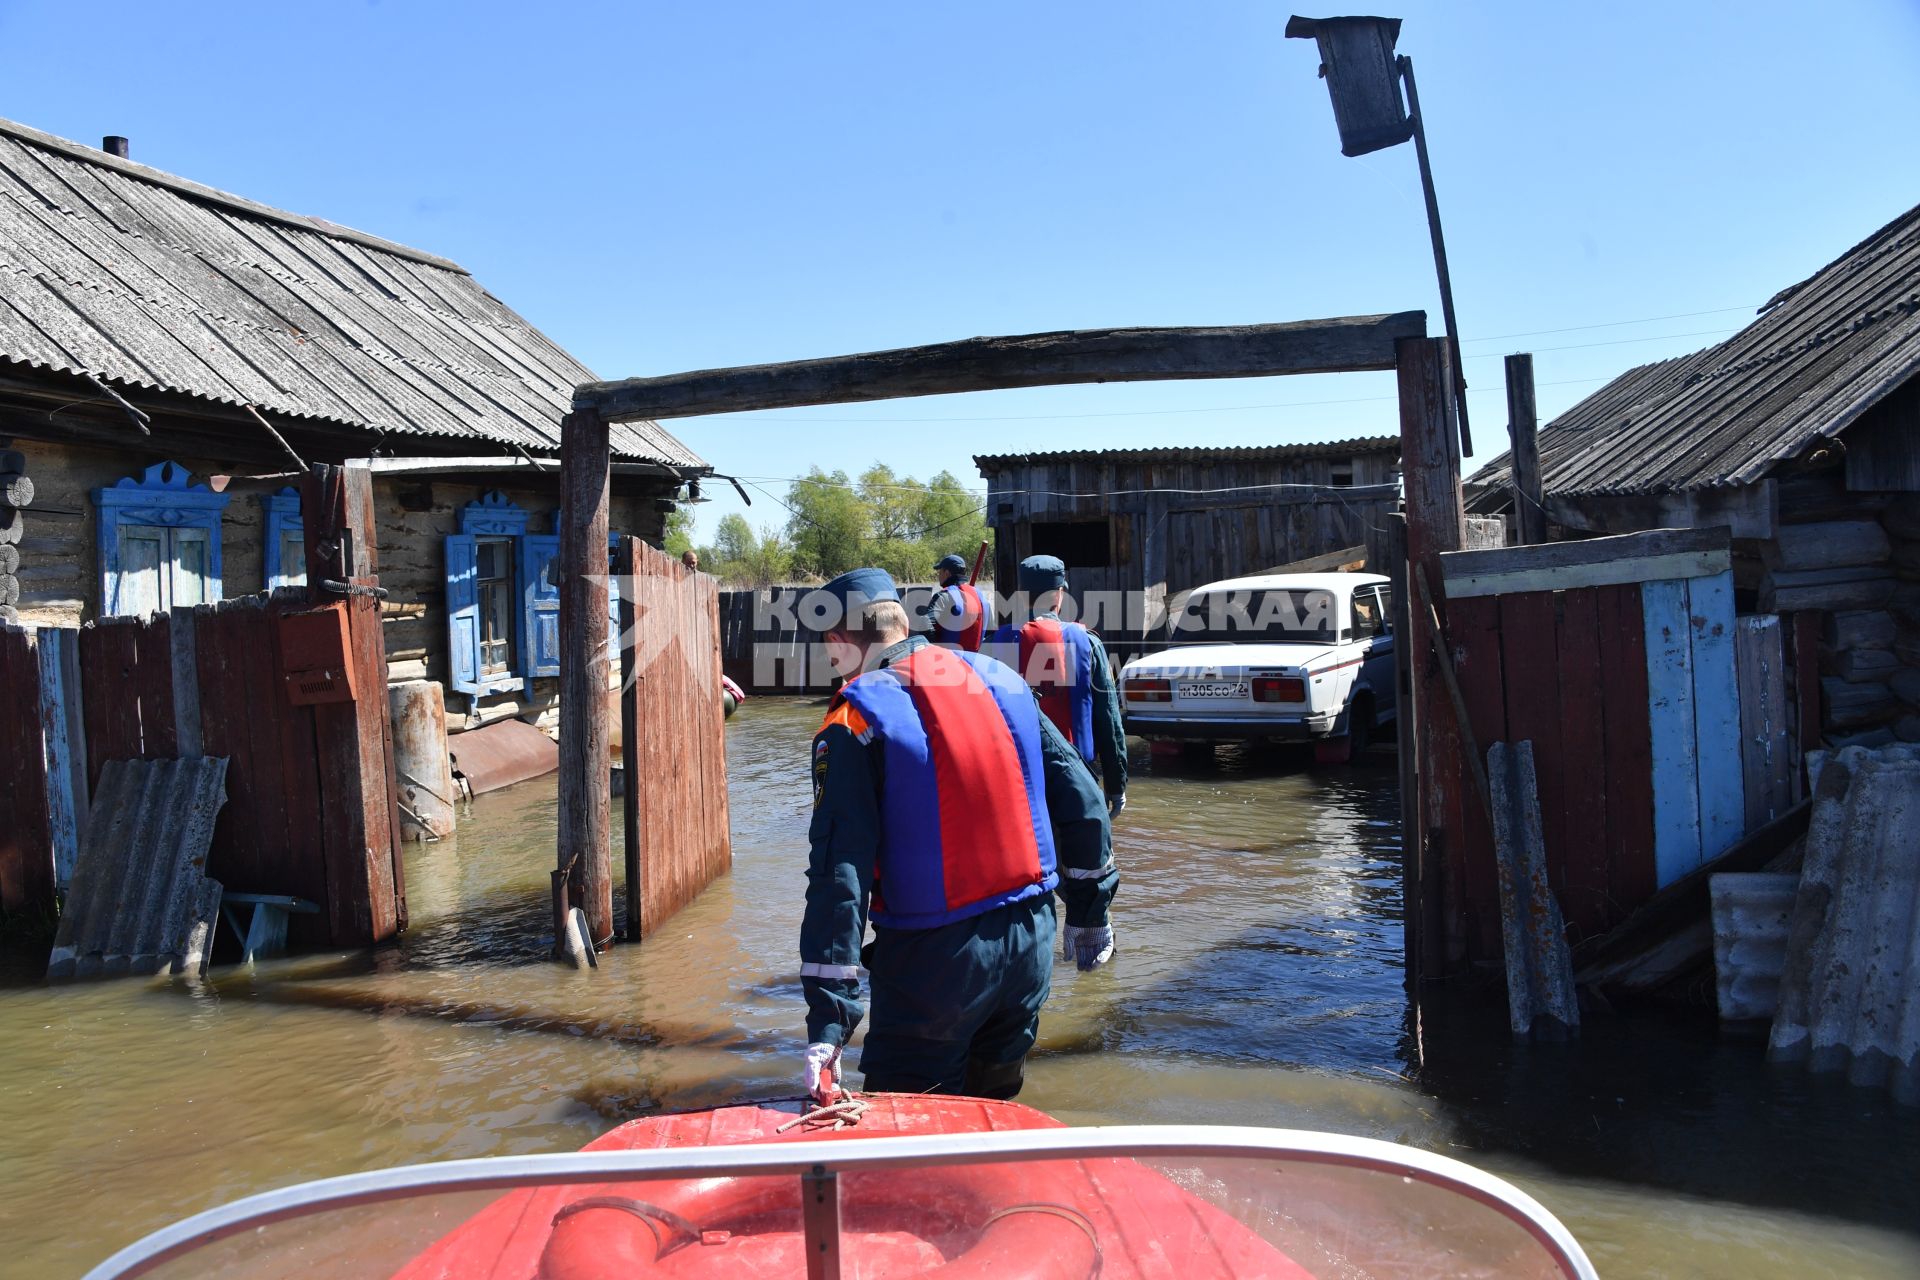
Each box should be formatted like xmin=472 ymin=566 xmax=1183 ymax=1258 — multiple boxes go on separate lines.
xmin=3 ymin=438 xmax=673 ymax=732
xmin=9 ymin=438 xmax=272 ymax=628
xmin=372 ymin=477 xmax=666 ymax=733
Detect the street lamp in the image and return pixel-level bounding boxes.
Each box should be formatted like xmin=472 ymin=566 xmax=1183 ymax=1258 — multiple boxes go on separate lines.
xmin=1286 ymin=15 xmax=1473 ymax=455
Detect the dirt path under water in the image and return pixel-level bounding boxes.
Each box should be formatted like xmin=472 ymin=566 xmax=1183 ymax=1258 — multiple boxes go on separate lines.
xmin=2 ymin=698 xmax=1917 ymax=1277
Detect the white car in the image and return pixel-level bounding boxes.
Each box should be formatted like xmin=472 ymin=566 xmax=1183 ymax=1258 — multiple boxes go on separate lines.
xmin=1119 ymin=572 xmax=1396 ymax=762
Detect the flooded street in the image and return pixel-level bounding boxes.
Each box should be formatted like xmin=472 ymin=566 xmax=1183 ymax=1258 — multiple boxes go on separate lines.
xmin=4 ymin=698 xmax=1919 ymax=1278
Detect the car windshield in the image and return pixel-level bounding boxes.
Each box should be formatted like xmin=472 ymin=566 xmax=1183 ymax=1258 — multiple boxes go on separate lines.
xmin=1171 ymin=588 xmax=1339 ymax=645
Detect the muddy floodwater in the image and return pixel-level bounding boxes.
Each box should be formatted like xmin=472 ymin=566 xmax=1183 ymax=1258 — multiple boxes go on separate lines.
xmin=3 ymin=697 xmax=1918 ymax=1277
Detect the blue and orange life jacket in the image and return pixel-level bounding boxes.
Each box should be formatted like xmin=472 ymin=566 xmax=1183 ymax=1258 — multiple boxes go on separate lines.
xmin=930 ymin=582 xmax=989 ymax=652
xmin=823 ymin=645 xmax=1057 ymax=929
xmin=991 ymin=618 xmax=1097 ymax=766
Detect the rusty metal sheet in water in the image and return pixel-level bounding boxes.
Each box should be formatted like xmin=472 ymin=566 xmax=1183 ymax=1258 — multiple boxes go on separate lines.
xmin=449 ymin=718 xmax=558 ymax=795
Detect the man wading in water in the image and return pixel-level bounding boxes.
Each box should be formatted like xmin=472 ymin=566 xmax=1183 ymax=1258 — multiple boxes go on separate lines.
xmin=798 ymin=568 xmax=1119 ymax=1103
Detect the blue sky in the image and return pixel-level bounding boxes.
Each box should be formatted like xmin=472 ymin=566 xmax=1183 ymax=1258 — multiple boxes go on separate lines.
xmin=4 ymin=1 xmax=1917 ymax=543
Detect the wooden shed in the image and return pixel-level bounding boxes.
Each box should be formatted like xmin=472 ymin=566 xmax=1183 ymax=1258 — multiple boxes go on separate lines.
xmin=0 ymin=117 xmax=711 ymax=733
xmin=974 ymin=439 xmax=1400 ymax=653
xmin=1468 ymin=200 xmax=1920 ymax=750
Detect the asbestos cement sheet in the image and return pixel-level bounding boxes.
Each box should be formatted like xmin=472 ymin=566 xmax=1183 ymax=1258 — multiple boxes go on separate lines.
xmin=46 ymin=756 xmax=227 ymax=980
xmin=1768 ymin=744 xmax=1920 ymax=1102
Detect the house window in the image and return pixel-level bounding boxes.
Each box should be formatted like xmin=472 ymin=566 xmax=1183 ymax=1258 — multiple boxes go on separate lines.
xmin=476 ymin=537 xmax=516 ymax=674
xmin=260 ymin=487 xmax=306 ymax=590
xmin=445 ymin=492 xmax=558 ymax=698
xmin=1030 ymin=519 xmax=1113 ymax=568
xmin=96 ymin=461 xmax=230 ymax=617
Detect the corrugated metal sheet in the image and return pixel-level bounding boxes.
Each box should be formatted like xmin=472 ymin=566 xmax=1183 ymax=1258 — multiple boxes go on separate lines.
xmin=0 ymin=116 xmax=705 ymax=470
xmin=45 ymin=756 xmax=228 ymax=980
xmin=448 ymin=717 xmax=558 ymax=795
xmin=1768 ymin=744 xmax=1920 ymax=1102
xmin=1470 ymin=202 xmax=1920 ymax=497
xmin=974 ymin=436 xmax=1401 ymax=473
xmin=1709 ymin=872 xmax=1798 ymax=1022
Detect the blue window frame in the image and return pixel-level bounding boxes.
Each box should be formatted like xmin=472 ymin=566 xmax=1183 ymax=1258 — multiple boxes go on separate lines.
xmin=260 ymin=487 xmax=306 ymax=590
xmin=445 ymin=493 xmax=625 ymax=700
xmin=95 ymin=461 xmax=230 ymax=617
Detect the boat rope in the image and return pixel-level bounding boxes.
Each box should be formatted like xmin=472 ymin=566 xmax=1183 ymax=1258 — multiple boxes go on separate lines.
xmin=981 ymin=1202 xmax=1104 ymax=1277
xmin=774 ymin=1094 xmax=871 ymax=1133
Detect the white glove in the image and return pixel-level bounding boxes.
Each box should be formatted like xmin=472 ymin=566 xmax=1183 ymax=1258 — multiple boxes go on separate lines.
xmin=1061 ymin=923 xmax=1115 ymax=971
xmin=1107 ymin=793 xmax=1127 ymax=818
xmin=803 ymin=1041 xmax=844 ymax=1104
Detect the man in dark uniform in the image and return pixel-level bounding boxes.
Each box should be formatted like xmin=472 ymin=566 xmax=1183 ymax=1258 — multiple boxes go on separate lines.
xmin=800 ymin=568 xmax=1119 ymax=1104
xmin=988 ymin=555 xmax=1129 ymax=826
xmin=920 ymin=551 xmax=994 ymax=652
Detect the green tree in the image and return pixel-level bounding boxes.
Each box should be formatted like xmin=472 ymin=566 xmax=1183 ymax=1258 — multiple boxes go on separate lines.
xmin=915 ymin=470 xmax=990 ymax=571
xmin=785 ymin=468 xmax=867 ymax=579
xmin=661 ymin=504 xmax=696 ymax=557
xmin=712 ymin=512 xmax=756 ymax=565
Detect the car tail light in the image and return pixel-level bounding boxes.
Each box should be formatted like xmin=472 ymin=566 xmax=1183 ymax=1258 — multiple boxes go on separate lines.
xmin=1252 ymin=676 xmax=1306 ymax=703
xmin=1125 ymin=678 xmax=1172 ymax=704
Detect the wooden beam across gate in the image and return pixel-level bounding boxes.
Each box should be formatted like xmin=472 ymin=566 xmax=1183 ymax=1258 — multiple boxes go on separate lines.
xmin=573 ymin=313 xmax=1427 ymax=422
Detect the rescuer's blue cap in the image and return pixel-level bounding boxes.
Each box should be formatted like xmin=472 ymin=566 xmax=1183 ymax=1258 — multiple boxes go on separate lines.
xmin=935 ymin=553 xmax=968 ymax=575
xmin=1018 ymin=554 xmax=1067 ymax=594
xmin=818 ymin=567 xmax=900 ymax=622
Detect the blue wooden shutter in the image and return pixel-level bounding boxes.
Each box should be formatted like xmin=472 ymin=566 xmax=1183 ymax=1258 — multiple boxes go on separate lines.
xmin=521 ymin=534 xmax=562 ymax=683
xmin=445 ymin=534 xmax=481 ymax=694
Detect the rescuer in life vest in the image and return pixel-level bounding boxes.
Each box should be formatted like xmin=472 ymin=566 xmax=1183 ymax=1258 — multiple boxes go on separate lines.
xmin=985 ymin=554 xmax=1128 ymax=818
xmin=799 ymin=567 xmax=1119 ymax=1105
xmin=919 ymin=551 xmax=994 ymax=652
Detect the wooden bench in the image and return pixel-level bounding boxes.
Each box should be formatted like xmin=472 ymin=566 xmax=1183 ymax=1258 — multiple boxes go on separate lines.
xmin=219 ymin=892 xmax=320 ymax=964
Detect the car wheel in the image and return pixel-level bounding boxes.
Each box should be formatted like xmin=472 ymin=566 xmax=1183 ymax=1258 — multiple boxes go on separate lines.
xmin=1313 ymin=696 xmax=1372 ymax=766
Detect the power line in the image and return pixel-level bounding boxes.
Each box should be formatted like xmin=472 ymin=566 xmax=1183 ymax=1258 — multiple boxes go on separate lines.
xmin=1461 ymin=304 xmax=1758 ymax=344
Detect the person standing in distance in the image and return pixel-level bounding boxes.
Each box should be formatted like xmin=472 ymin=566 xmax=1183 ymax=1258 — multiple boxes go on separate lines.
xmin=988 ymin=554 xmax=1128 ymax=825
xmin=799 ymin=568 xmax=1119 ymax=1105
xmin=920 ymin=551 xmax=994 ymax=652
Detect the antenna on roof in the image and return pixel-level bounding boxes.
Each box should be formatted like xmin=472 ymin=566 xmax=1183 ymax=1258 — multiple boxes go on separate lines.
xmin=102 ymin=136 xmax=129 ymax=159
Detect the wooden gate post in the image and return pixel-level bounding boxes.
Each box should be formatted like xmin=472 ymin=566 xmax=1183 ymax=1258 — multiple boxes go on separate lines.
xmin=300 ymin=462 xmax=406 ymax=943
xmin=1505 ymin=353 xmax=1548 ymax=546
xmin=558 ymin=409 xmax=613 ymax=948
xmin=1396 ymin=336 xmax=1468 ymax=979
xmin=618 ymin=535 xmax=642 ymax=942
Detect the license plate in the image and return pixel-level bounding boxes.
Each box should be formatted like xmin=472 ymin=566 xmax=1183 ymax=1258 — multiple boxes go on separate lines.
xmin=1177 ymin=681 xmax=1248 ymax=699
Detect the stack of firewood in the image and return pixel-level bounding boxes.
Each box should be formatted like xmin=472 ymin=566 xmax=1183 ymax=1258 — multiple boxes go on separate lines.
xmin=0 ymin=449 xmax=26 ymax=624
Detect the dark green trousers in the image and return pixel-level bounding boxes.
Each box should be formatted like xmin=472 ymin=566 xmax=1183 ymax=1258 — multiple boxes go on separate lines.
xmin=858 ymin=893 xmax=1055 ymax=1099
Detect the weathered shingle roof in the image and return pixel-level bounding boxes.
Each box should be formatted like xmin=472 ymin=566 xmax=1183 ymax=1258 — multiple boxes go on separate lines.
xmin=0 ymin=117 xmax=706 ymax=470
xmin=1470 ymin=202 xmax=1920 ymax=498
xmin=974 ymin=436 xmax=1400 ymax=472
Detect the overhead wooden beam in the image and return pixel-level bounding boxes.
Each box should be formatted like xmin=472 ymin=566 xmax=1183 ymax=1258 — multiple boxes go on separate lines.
xmin=574 ymin=313 xmax=1428 ymax=422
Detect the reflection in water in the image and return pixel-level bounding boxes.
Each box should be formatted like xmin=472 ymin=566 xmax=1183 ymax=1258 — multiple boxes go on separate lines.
xmin=0 ymin=699 xmax=1915 ymax=1278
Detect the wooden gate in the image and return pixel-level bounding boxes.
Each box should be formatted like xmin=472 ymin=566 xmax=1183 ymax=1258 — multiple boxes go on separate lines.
xmin=618 ymin=537 xmax=732 ymax=939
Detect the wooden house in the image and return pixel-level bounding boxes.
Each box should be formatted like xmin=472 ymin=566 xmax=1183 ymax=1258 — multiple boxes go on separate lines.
xmin=0 ymin=117 xmax=710 ymax=732
xmin=1468 ymin=201 xmax=1920 ymax=747
xmin=973 ymin=439 xmax=1401 ymax=655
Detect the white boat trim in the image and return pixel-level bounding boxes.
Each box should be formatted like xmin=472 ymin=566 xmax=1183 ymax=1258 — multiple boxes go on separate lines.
xmin=81 ymin=1122 xmax=1598 ymax=1280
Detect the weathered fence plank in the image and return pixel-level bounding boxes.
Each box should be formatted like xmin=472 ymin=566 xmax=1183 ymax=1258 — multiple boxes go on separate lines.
xmin=1643 ymin=577 xmax=1703 ymax=887
xmin=1735 ymin=615 xmax=1794 ymax=828
xmin=1689 ymin=570 xmax=1746 ymax=863
xmin=0 ymin=625 xmax=54 ymax=918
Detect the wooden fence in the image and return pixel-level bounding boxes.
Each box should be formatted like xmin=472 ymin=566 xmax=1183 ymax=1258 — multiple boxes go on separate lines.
xmin=619 ymin=538 xmax=732 ymax=938
xmin=0 ymin=465 xmax=405 ymax=949
xmin=719 ymin=583 xmax=938 ymax=694
xmin=1429 ymin=527 xmax=1811 ymax=967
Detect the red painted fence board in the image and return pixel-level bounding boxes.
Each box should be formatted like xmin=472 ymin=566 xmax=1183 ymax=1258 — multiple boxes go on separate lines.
xmin=0 ymin=626 xmax=54 ymax=918
xmin=1553 ymin=588 xmax=1612 ymax=941
xmin=622 ymin=537 xmax=732 ymax=940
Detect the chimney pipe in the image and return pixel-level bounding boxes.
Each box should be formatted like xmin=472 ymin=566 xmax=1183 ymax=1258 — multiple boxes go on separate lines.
xmin=102 ymin=136 xmax=129 ymax=159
